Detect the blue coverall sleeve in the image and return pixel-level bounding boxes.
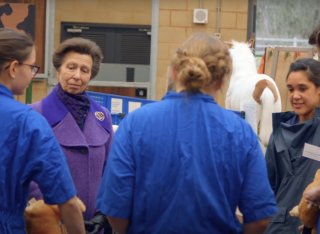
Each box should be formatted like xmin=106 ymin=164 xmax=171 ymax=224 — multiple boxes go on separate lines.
xmin=24 ymin=112 xmax=76 ymax=204
xmin=96 ymin=116 xmax=135 ymax=219
xmin=238 ymin=135 xmax=278 ymax=223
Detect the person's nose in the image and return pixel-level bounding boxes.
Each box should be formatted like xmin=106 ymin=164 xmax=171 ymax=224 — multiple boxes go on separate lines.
xmin=292 ymin=91 xmax=301 ymax=100
xmin=72 ymin=68 xmax=81 ymax=79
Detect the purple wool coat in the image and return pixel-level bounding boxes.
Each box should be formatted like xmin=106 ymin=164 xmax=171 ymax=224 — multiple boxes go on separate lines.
xmin=29 ymin=86 xmax=113 ymax=220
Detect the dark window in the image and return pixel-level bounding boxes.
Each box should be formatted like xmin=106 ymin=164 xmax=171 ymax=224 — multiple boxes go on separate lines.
xmin=61 ymin=22 xmax=151 ymax=65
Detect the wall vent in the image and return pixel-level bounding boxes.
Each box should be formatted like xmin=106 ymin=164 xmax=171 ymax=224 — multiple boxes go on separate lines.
xmin=193 ymin=8 xmax=208 ymax=24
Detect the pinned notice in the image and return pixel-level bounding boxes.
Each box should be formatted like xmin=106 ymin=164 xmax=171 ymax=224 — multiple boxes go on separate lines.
xmin=111 ymin=98 xmax=123 ymax=114
xmin=128 ymin=101 xmax=141 ymax=113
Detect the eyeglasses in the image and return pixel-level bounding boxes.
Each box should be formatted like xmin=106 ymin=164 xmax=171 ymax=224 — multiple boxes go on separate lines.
xmin=18 ymin=63 xmax=40 ymax=76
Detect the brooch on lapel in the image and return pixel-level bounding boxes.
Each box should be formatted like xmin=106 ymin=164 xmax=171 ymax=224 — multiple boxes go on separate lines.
xmin=95 ymin=111 xmax=105 ymax=121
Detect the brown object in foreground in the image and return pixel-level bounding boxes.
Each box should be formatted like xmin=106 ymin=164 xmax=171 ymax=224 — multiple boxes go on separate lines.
xmin=24 ymin=197 xmax=86 ymax=234
xmin=289 ymin=169 xmax=320 ymax=234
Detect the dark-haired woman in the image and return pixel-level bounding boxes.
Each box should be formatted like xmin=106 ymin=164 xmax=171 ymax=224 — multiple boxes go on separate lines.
xmin=265 ymin=58 xmax=320 ymax=234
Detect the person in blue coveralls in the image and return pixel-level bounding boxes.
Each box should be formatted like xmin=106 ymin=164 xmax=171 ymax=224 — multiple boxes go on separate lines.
xmin=96 ymin=32 xmax=278 ymax=234
xmin=0 ymin=28 xmax=85 ymax=233
xmin=265 ymin=58 xmax=320 ymax=234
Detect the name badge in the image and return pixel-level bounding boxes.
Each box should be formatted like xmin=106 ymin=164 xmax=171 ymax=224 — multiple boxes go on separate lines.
xmin=303 ymin=143 xmax=320 ymax=161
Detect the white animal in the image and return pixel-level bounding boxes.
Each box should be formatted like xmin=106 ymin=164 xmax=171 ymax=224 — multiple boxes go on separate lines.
xmin=226 ymin=41 xmax=282 ymax=152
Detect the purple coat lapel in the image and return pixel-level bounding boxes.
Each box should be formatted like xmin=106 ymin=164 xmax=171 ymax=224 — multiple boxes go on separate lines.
xmin=42 ymin=86 xmax=68 ymax=126
xmin=53 ymin=112 xmax=108 ymax=147
xmin=42 ymin=85 xmax=112 ymax=134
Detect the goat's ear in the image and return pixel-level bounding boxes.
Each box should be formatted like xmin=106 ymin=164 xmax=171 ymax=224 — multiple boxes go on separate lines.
xmin=248 ymin=38 xmax=255 ymax=48
xmin=225 ymin=41 xmax=233 ymax=48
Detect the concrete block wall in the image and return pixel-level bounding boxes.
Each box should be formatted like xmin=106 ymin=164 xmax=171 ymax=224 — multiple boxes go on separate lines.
xmin=54 ymin=0 xmax=152 ymax=47
xmin=25 ymin=0 xmax=248 ymax=106
xmin=157 ymin=0 xmax=249 ymax=103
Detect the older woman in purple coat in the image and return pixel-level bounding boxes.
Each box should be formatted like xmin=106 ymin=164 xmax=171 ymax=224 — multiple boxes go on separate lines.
xmin=29 ymin=37 xmax=113 ymax=234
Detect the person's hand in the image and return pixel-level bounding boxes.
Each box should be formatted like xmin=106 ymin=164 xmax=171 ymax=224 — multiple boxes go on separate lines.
xmin=84 ymin=212 xmax=107 ymax=234
xmin=298 ymin=225 xmax=313 ymax=234
xmin=298 ymin=225 xmax=303 ymax=233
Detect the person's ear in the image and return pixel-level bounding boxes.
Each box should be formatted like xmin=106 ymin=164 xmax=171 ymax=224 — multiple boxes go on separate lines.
xmin=55 ymin=69 xmax=61 ymax=82
xmin=317 ymin=86 xmax=320 ymax=98
xmin=165 ymin=66 xmax=174 ymax=92
xmin=8 ymin=60 xmax=19 ymax=79
xmin=212 ymin=79 xmax=223 ymax=91
xmin=171 ymin=66 xmax=178 ymax=81
xmin=316 ymin=31 xmax=320 ymax=48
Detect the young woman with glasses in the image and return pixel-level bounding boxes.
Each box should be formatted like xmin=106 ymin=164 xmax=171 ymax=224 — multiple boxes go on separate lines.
xmin=0 ymin=28 xmax=85 ymax=233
